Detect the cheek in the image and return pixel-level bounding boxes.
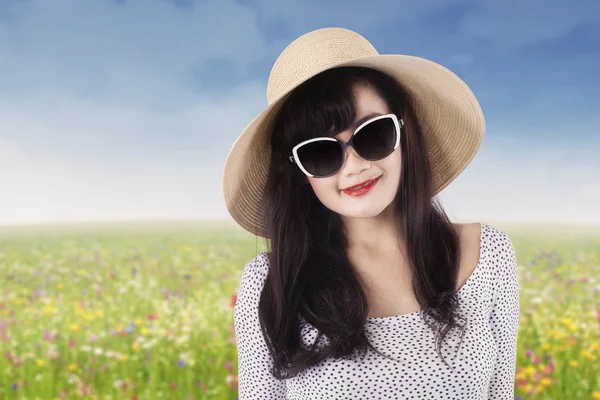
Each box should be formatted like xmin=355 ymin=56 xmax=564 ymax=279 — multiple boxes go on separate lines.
xmin=307 ymin=177 xmax=338 ymax=202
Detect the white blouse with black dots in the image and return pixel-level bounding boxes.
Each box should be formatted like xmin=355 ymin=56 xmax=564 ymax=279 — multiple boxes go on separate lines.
xmin=233 ymin=223 xmax=520 ymax=399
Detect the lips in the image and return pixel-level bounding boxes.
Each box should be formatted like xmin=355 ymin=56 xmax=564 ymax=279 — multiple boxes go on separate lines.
xmin=342 ymin=176 xmax=381 ymax=191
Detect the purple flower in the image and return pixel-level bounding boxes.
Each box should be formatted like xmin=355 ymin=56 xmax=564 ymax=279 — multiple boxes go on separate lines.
xmin=11 ymin=383 xmax=18 ymax=390
xmin=177 ymin=359 xmax=185 ymax=367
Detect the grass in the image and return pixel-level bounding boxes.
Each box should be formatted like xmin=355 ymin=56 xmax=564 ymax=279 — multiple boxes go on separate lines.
xmin=0 ymin=220 xmax=599 ymax=399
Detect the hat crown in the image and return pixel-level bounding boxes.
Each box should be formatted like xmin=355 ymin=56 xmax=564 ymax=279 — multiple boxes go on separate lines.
xmin=266 ymin=27 xmax=379 ymax=103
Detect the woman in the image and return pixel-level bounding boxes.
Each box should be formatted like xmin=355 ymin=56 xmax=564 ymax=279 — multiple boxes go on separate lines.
xmin=223 ymin=27 xmax=519 ymax=399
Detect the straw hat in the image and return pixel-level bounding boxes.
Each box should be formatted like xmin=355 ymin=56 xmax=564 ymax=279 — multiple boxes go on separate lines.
xmin=222 ymin=27 xmax=485 ymax=238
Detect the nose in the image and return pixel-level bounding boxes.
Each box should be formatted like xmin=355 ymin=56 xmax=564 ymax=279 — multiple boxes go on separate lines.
xmin=342 ymin=144 xmax=371 ymax=176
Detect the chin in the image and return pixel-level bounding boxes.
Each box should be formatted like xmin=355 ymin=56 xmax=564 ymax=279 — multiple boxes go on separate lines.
xmin=340 ymin=203 xmax=390 ymax=219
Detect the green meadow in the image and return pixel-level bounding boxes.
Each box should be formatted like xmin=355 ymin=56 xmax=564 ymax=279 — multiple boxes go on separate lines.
xmin=0 ymin=220 xmax=599 ymax=400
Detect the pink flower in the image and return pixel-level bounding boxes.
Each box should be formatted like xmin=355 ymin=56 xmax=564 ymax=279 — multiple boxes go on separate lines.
xmin=43 ymin=330 xmax=52 ymax=341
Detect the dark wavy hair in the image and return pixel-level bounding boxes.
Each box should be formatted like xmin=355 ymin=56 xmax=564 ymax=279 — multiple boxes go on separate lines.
xmin=258 ymin=66 xmax=466 ymax=379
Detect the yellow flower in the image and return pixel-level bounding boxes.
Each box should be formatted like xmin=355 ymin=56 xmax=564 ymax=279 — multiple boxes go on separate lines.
xmin=538 ymin=363 xmax=546 ymax=372
xmin=591 ymin=392 xmax=600 ymax=400
xmin=560 ymin=318 xmax=572 ymax=327
xmin=76 ymin=269 xmax=85 ymax=276
xmin=56 ymin=283 xmax=64 ymax=290
xmin=74 ymin=305 xmax=84 ymax=317
xmin=132 ymin=343 xmax=140 ymax=351
xmin=590 ymin=343 xmax=600 ymax=352
xmin=36 ymin=359 xmax=45 ymax=367
xmin=569 ymin=360 xmax=578 ymax=368
xmin=135 ymin=318 xmax=143 ymax=326
xmin=95 ymin=310 xmax=104 ymax=318
xmin=43 ymin=304 xmax=54 ymax=316
xmin=141 ymin=328 xmax=150 ymax=336
xmin=540 ymin=377 xmax=553 ymax=387
xmin=516 ymin=372 xmax=527 ymax=381
xmin=69 ymin=324 xmax=79 ymax=332
xmin=582 ymin=350 xmax=596 ymax=361
xmin=120 ymin=354 xmax=129 ymax=361
xmin=525 ymin=366 xmax=536 ymax=376
xmin=84 ymin=313 xmax=94 ymax=321
xmin=535 ymin=386 xmax=544 ymax=393
xmin=566 ymin=336 xmax=577 ymax=346
xmin=540 ymin=343 xmax=551 ymax=351
xmin=68 ymin=363 xmax=77 ymax=371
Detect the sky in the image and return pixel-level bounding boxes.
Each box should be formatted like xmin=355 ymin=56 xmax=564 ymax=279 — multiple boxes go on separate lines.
xmin=0 ymin=0 xmax=599 ymax=227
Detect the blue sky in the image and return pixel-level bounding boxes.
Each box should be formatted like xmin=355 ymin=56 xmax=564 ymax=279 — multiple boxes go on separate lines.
xmin=0 ymin=0 xmax=598 ymax=226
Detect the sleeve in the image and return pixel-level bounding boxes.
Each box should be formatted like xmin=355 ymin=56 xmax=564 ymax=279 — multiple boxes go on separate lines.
xmin=488 ymin=233 xmax=520 ymax=399
xmin=234 ymin=252 xmax=288 ymax=399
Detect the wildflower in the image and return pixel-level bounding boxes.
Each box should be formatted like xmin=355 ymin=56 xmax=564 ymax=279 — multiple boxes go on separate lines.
xmin=225 ymin=360 xmax=233 ymax=370
xmin=230 ymin=294 xmax=238 ymax=308
xmin=171 ymin=382 xmax=177 ymax=391
xmin=132 ymin=343 xmax=139 ymax=351
xmin=36 ymin=359 xmax=45 ymax=367
xmin=177 ymin=359 xmax=185 ymax=367
xmin=68 ymin=363 xmax=77 ymax=371
xmin=582 ymin=350 xmax=596 ymax=361
xmin=43 ymin=304 xmax=54 ymax=316
xmin=11 ymin=383 xmax=18 ymax=390
xmin=90 ymin=335 xmax=98 ymax=342
xmin=540 ymin=343 xmax=551 ymax=351
xmin=147 ymin=313 xmax=157 ymax=321
xmin=226 ymin=374 xmax=238 ymax=390
xmin=69 ymin=324 xmax=79 ymax=333
xmin=569 ymin=360 xmax=578 ymax=368
xmin=141 ymin=328 xmax=150 ymax=336
xmin=43 ymin=330 xmax=53 ymax=341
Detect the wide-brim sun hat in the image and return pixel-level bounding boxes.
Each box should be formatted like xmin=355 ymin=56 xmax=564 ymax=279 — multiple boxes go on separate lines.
xmin=222 ymin=27 xmax=485 ymax=239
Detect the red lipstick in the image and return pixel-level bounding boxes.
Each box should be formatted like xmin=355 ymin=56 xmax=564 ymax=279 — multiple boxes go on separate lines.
xmin=342 ymin=176 xmax=381 ymax=197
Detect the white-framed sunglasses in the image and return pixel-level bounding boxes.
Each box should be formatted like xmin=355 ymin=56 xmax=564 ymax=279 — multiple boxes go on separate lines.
xmin=289 ymin=113 xmax=403 ymax=178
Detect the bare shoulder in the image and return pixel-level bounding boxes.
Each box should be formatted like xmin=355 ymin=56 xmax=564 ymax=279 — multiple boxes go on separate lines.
xmin=453 ymin=222 xmax=483 ymax=287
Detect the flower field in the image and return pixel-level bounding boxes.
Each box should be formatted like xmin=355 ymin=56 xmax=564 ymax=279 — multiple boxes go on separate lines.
xmin=0 ymin=221 xmax=599 ymax=399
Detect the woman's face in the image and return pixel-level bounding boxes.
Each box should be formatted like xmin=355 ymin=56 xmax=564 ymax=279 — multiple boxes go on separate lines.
xmin=306 ymin=83 xmax=402 ymax=219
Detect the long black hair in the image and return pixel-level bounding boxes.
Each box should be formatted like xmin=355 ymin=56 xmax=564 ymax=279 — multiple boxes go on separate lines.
xmin=259 ymin=66 xmax=466 ymax=379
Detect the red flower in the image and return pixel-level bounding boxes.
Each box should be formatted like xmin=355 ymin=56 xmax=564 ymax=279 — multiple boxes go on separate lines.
xmin=147 ymin=313 xmax=157 ymax=321
xmin=230 ymin=294 xmax=237 ymax=308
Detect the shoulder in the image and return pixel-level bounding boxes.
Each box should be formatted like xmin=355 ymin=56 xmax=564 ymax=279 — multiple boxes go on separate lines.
xmin=241 ymin=251 xmax=270 ymax=281
xmin=480 ymin=223 xmax=516 ymax=262
xmin=235 ymin=252 xmax=270 ymax=311
xmin=455 ymin=222 xmax=514 ymax=255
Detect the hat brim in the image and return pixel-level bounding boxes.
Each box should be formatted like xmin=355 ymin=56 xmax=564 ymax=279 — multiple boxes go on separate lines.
xmin=222 ymin=54 xmax=485 ymax=238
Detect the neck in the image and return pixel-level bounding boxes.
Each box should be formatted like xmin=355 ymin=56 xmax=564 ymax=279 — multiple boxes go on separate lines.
xmin=342 ymin=204 xmax=404 ymax=254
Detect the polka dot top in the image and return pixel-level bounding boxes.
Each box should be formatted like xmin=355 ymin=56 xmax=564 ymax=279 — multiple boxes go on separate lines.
xmin=233 ymin=223 xmax=520 ymax=399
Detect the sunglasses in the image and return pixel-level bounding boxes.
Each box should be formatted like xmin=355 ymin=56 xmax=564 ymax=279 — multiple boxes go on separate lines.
xmin=289 ymin=113 xmax=403 ymax=178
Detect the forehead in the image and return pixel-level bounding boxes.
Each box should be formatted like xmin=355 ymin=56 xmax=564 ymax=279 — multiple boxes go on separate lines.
xmin=334 ymin=84 xmax=390 ymax=138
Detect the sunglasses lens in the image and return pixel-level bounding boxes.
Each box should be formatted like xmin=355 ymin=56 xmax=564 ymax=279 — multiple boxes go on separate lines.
xmin=354 ymin=117 xmax=397 ymax=160
xmin=296 ymin=140 xmax=343 ymax=177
